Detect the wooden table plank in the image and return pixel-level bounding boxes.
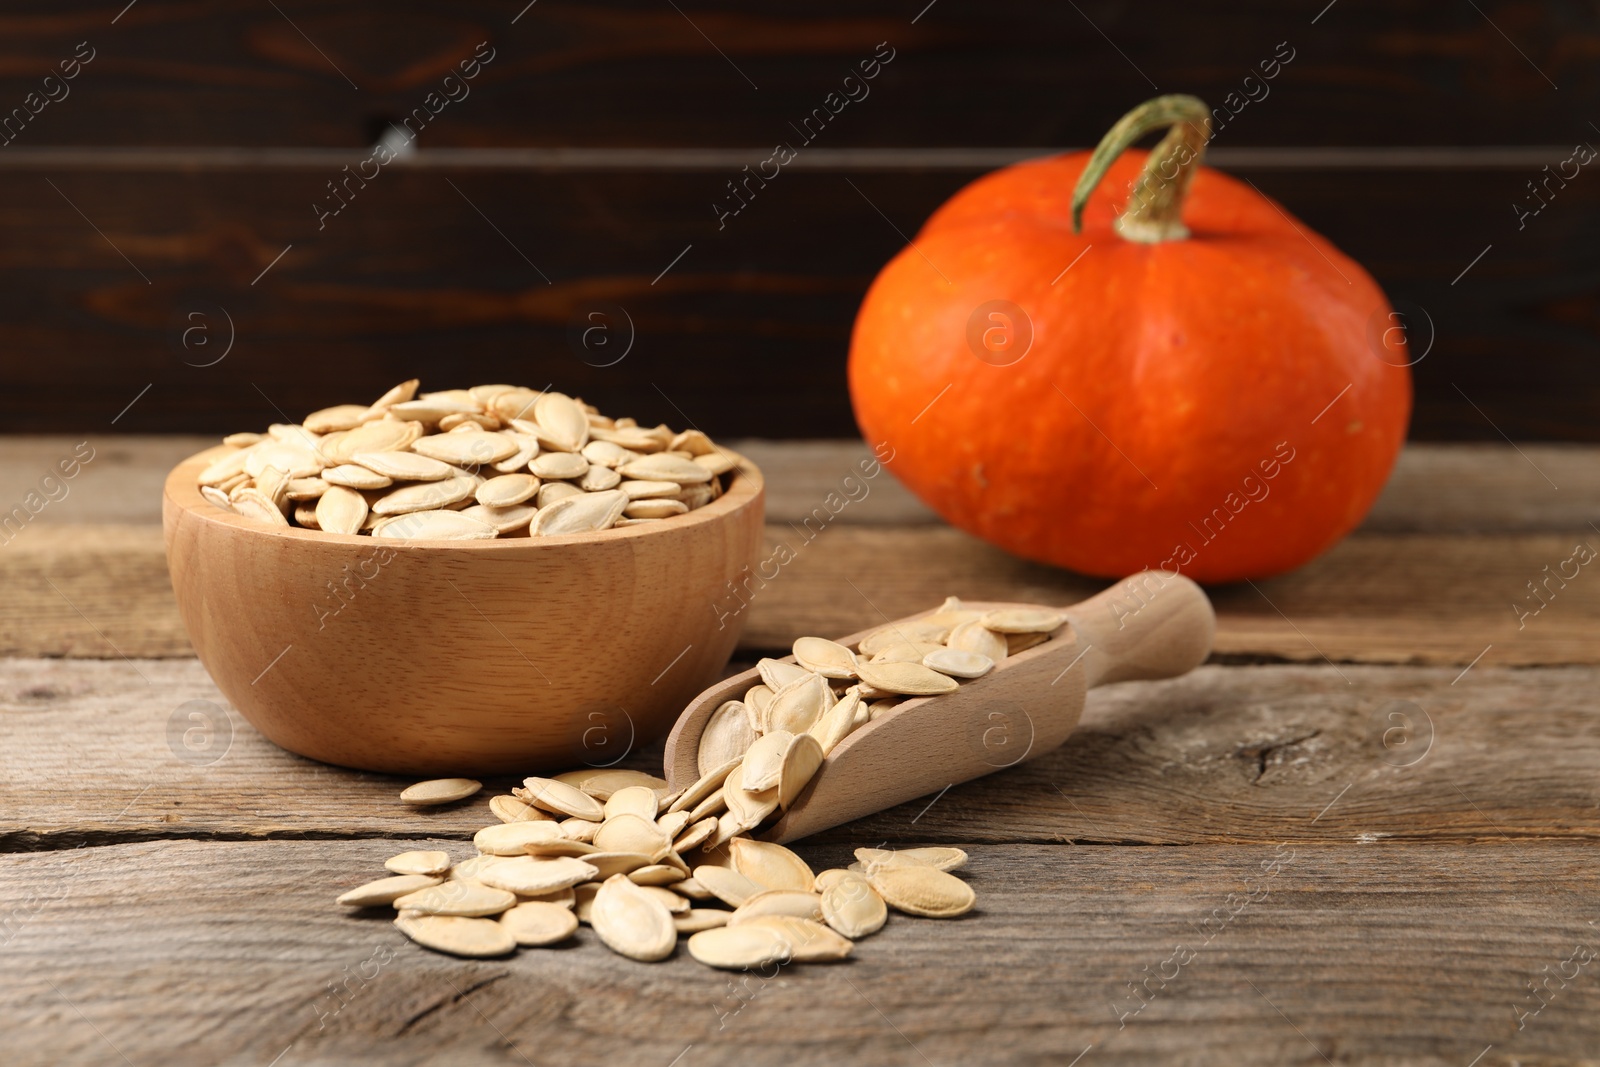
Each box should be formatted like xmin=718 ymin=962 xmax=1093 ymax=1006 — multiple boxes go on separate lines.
xmin=5 ymin=437 xmax=1594 ymax=531
xmin=4 ymin=660 xmax=1592 ymax=848
xmin=2 ymin=839 xmax=1592 ymax=1067
xmin=7 ymin=524 xmax=1600 ymax=665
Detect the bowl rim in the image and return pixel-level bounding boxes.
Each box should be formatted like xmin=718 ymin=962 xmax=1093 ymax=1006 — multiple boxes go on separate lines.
xmin=164 ymin=444 xmax=764 ymax=548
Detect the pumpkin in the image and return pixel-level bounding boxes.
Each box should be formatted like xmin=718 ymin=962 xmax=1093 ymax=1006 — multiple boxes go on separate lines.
xmin=848 ymin=95 xmax=1411 ymax=583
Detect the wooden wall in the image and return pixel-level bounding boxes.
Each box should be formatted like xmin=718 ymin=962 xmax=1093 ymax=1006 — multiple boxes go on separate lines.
xmin=0 ymin=1 xmax=1595 ymax=440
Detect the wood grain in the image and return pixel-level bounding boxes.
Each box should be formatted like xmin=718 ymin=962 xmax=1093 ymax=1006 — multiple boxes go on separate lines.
xmin=1 ymin=838 xmax=1592 ymax=1066
xmin=0 ymin=1 xmax=1589 ymax=148
xmin=0 ymin=163 xmax=1593 ymax=441
xmin=6 ymin=522 xmax=1599 ymax=665
xmin=8 ymin=438 xmax=1595 ymax=531
xmin=5 ymin=659 xmax=1595 ymax=849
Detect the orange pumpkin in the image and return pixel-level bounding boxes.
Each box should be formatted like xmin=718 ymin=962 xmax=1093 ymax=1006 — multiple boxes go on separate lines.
xmin=848 ymin=95 xmax=1411 ymax=583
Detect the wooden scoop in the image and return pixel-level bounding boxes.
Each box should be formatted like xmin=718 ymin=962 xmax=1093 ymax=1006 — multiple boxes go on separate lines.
xmin=662 ymin=570 xmax=1216 ymax=843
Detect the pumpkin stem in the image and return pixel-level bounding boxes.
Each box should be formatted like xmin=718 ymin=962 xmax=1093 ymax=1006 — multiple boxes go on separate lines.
xmin=1071 ymin=94 xmax=1212 ymax=243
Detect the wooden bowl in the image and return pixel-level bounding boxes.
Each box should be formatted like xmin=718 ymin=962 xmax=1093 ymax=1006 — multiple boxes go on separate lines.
xmin=162 ymin=447 xmax=765 ymax=775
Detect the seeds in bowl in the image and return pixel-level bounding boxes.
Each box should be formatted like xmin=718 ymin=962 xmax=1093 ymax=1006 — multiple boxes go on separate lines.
xmin=196 ymin=380 xmax=741 ymax=539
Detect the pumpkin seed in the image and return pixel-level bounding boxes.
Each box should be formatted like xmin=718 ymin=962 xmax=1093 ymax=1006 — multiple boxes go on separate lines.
xmin=314 ymin=485 xmax=369 ymax=536
xmin=698 ymin=701 xmax=756 ymax=776
xmin=741 ymin=916 xmax=853 ymax=961
xmin=693 ymin=864 xmax=766 ymax=908
xmin=384 ymin=850 xmax=452 ymax=877
xmin=922 ymin=648 xmax=995 ymax=679
xmin=618 ymin=452 xmax=712 ymax=484
xmin=674 ymin=816 xmax=720 ymax=853
xmin=793 ymin=636 xmax=858 ymax=679
xmin=475 ymin=472 xmax=540 ymax=506
xmin=529 ymin=489 xmax=627 ymax=535
xmin=530 ymin=451 xmax=589 ymax=480
xmin=473 ymin=820 xmax=566 ymax=856
xmin=400 ymin=778 xmax=481 ymax=806
xmin=670 ymin=757 xmax=740 ymax=815
xmin=603 ymin=786 xmax=661 ymax=822
xmin=757 ymin=658 xmax=811 ymax=691
xmin=980 ymin=607 xmax=1067 ymax=634
xmin=582 ymin=851 xmax=656 ymax=879
xmin=532 ymin=392 xmax=590 ymax=453
xmin=321 ymin=463 xmax=393 ymax=489
xmin=520 ymin=776 xmax=606 ymax=821
xmin=946 ymin=619 xmax=1008 ymax=662
xmin=855 ymin=846 xmax=969 ymax=872
xmin=351 ymin=449 xmax=453 ymax=481
xmin=867 ymin=865 xmax=976 ymax=918
xmin=730 ymin=838 xmax=815 ymax=893
xmin=820 ymin=877 xmax=888 ymax=939
xmin=628 ymin=864 xmax=687 ymax=886
xmin=591 ymin=874 xmax=676 ymax=962
xmin=687 ymin=924 xmax=793 ymax=970
xmin=778 ymin=733 xmax=825 ymax=810
xmin=739 ymin=730 xmax=794 ymax=793
xmin=730 ymin=890 xmax=824 ymax=924
xmin=393 ymin=880 xmax=517 ymax=917
xmin=593 ymin=813 xmax=670 ymax=856
xmin=337 ymin=874 xmax=443 ymax=907
xmin=854 ymin=660 xmax=961 ymax=696
xmin=499 ymin=901 xmax=579 ymax=946
xmin=394 ymin=912 xmax=517 ymax=957
xmin=475 ymin=856 xmax=599 ymax=895
xmin=767 ymin=672 xmax=832 ymax=734
xmin=675 ymin=909 xmax=732 ymax=934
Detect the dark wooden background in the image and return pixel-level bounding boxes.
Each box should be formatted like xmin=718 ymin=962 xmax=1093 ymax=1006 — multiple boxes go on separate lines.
xmin=0 ymin=1 xmax=1594 ymax=440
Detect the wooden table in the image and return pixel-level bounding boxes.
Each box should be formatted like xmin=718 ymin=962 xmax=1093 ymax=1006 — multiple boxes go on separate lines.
xmin=4 ymin=437 xmax=1598 ymax=1066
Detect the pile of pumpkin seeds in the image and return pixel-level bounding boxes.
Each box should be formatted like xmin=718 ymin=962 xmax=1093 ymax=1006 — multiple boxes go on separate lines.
xmin=195 ymin=380 xmax=738 ymax=539
xmin=337 ymin=597 xmax=1067 ymax=968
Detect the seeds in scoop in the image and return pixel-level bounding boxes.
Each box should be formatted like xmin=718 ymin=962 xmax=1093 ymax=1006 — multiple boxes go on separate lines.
xmin=521 ymin=776 xmax=606 ymax=820
xmin=854 ymin=660 xmax=961 ymax=696
xmin=688 ymin=924 xmax=793 ymax=970
xmin=922 ymin=648 xmax=995 ymax=679
xmin=808 ymin=690 xmax=860 ymax=757
xmin=758 ymin=658 xmax=811 ymax=691
xmin=868 ymin=865 xmax=976 ymax=918
xmin=499 ymin=901 xmax=579 ymax=946
xmin=767 ymin=672 xmax=832 ymax=734
xmin=730 ymin=838 xmax=814 ymax=893
xmin=393 ymin=880 xmax=517 ymax=917
xmin=474 ymin=821 xmax=565 ymax=856
xmin=475 ymin=856 xmax=599 ymax=895
xmin=400 ymin=778 xmax=481 ymax=806
xmin=820 ymin=876 xmax=888 ymax=939
xmin=793 ymin=637 xmax=858 ymax=679
xmin=591 ymin=874 xmax=676 ymax=962
xmin=394 ymin=913 xmax=516 ymax=958
xmin=777 ymin=733 xmax=824 ymax=810
xmin=337 ymin=874 xmax=443 ymax=907
xmin=385 ymin=850 xmax=451 ymax=877
xmin=980 ymin=607 xmax=1066 ymax=634
xmin=946 ymin=619 xmax=1008 ymax=662
xmin=697 ymin=701 xmax=756 ymax=776
xmin=670 ymin=757 xmax=740 ymax=815
xmin=721 ymin=764 xmax=779 ymax=831
xmin=739 ymin=730 xmax=794 ymax=793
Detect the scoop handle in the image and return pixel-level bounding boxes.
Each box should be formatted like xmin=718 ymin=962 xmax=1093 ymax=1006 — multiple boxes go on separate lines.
xmin=1063 ymin=571 xmax=1215 ymax=689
